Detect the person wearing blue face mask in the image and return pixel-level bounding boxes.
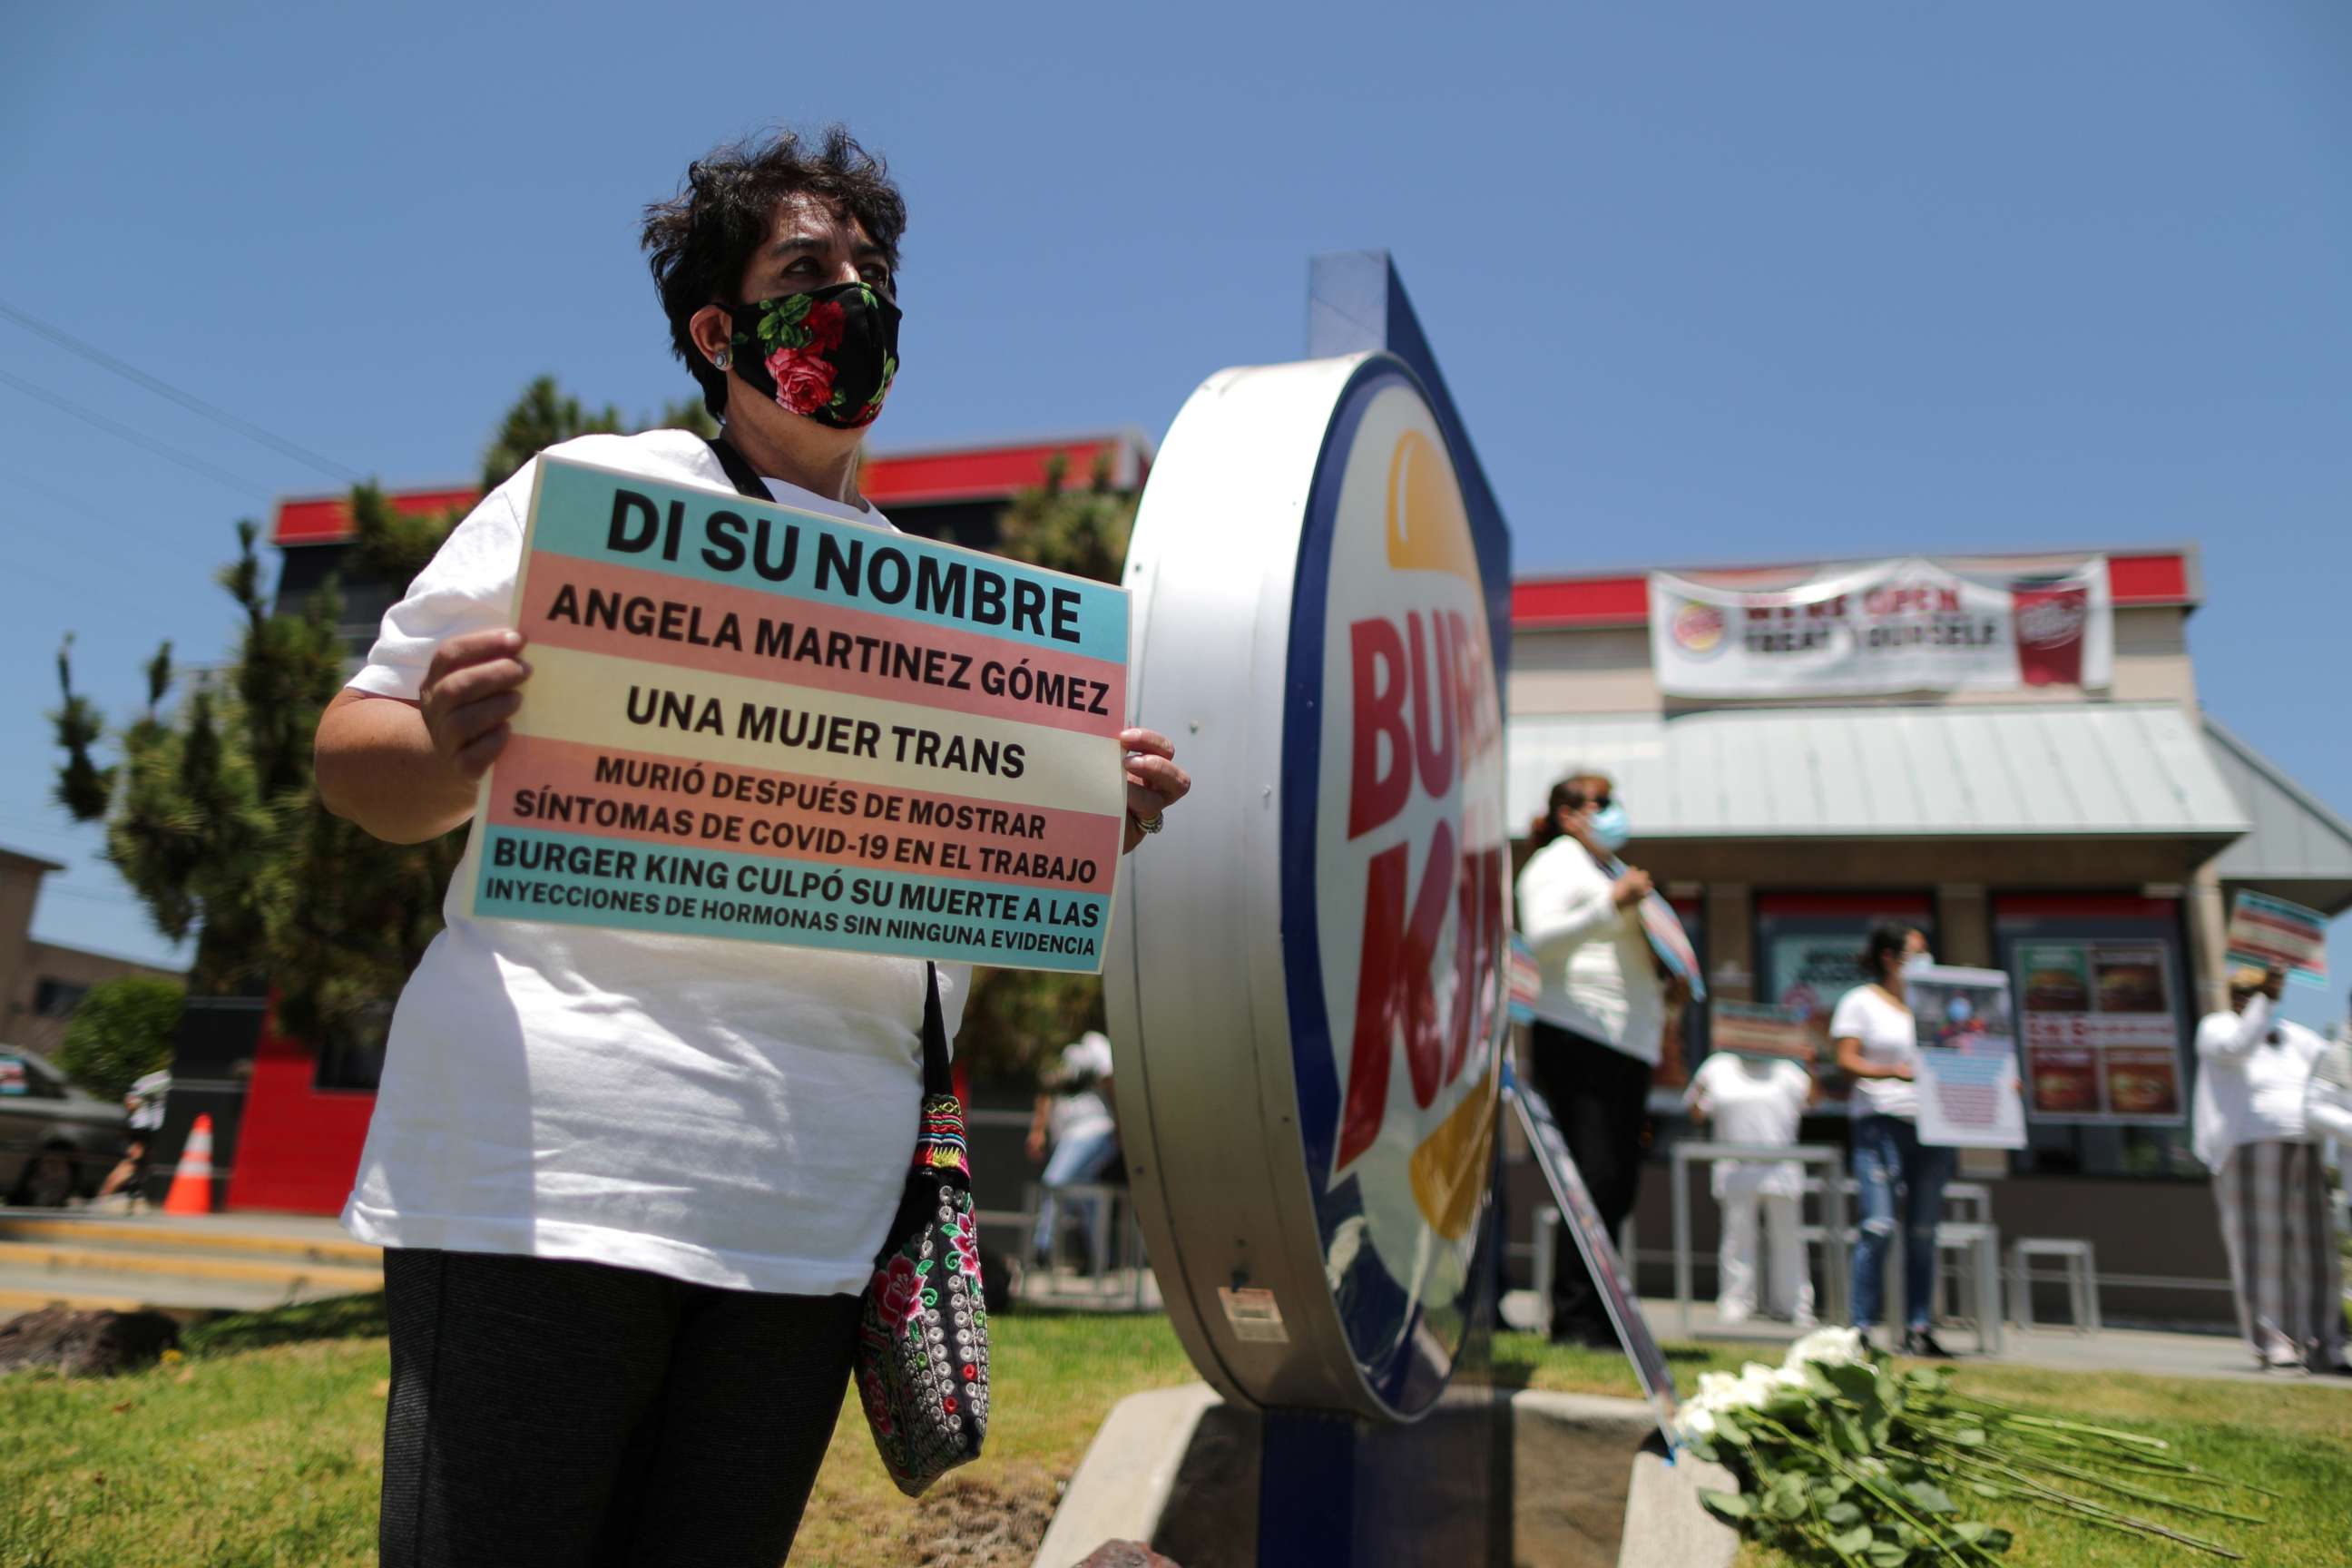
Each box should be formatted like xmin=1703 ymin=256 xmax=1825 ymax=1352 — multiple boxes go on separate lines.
xmin=1516 ymin=770 xmax=1671 ymax=1347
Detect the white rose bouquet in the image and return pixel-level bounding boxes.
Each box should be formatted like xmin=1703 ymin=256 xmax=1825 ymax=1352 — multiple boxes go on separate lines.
xmin=1674 ymin=1328 xmax=2269 ymax=1565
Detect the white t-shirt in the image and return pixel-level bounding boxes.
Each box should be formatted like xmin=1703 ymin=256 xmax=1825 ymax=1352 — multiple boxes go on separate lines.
xmin=1828 ymin=985 xmax=1917 ymax=1120
xmin=127 ymin=1069 xmax=171 ymax=1133
xmin=339 ymin=429 xmax=970 ymax=1297
xmin=1514 ymin=837 xmax=1666 ymax=1066
xmin=1684 ymin=1054 xmax=1811 ymax=1196
xmin=2190 ymin=996 xmax=2321 ymax=1170
xmin=1047 ymin=1031 xmax=1117 ymax=1147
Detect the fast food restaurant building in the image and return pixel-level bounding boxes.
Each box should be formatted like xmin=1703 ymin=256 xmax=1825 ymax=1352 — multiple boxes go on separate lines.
xmin=1504 ymin=547 xmax=2352 ymax=1324
xmin=232 ymin=460 xmax=2345 ymax=1326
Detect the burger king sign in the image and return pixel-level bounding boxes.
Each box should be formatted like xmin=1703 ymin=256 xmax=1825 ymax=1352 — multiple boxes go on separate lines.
xmin=1106 ymin=351 xmax=1512 ymax=1421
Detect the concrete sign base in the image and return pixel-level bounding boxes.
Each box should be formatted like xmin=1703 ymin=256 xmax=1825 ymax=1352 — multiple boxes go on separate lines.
xmin=1032 ymin=1382 xmax=1736 ymax=1568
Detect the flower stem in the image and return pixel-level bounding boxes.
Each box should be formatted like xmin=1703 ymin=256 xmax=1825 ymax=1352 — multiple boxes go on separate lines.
xmin=1947 ymin=1451 xmax=2245 ymax=1560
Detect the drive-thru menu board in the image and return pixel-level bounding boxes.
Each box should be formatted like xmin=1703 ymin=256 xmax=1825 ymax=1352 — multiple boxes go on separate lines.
xmin=2009 ymin=936 xmax=2187 ymax=1124
xmin=466 ymin=455 xmax=1131 ymax=973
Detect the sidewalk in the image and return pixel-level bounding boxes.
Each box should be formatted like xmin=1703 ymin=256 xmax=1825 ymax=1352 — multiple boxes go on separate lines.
xmin=0 ymin=1207 xmax=379 ymax=1318
xmin=1504 ymin=1288 xmax=2351 ymax=1387
xmin=1655 ymin=1295 xmax=2333 ymax=1385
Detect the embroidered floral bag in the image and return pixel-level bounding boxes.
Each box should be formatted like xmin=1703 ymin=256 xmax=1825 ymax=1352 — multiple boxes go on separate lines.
xmin=855 ymin=962 xmax=989 ymax=1496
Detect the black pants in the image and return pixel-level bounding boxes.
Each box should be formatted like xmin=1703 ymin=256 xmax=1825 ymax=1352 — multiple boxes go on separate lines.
xmin=379 ymin=1248 xmax=861 ymax=1568
xmin=1528 ymin=1022 xmax=1651 ymax=1343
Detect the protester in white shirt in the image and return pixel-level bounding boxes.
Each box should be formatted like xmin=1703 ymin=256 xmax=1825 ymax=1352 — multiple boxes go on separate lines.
xmin=96 ymin=1067 xmax=172 ymax=1207
xmin=1026 ymin=1029 xmax=1120 ymax=1269
xmin=1829 ymin=924 xmax=1957 ymax=1358
xmin=1683 ymin=1052 xmax=1817 ymax=1326
xmin=1516 ymin=769 xmax=1672 ymax=1347
xmin=312 ymin=128 xmax=1191 ymax=1563
xmin=2193 ymin=964 xmax=2346 ymax=1374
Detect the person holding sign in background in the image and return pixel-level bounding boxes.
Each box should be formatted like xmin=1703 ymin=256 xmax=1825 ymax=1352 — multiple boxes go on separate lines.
xmin=313 ymin=127 xmax=1190 ymax=1565
xmin=1829 ymin=923 xmax=1956 ymax=1358
xmin=1516 ymin=770 xmax=1675 ymax=1348
xmin=1682 ymin=1049 xmax=1817 ymax=1327
xmin=1025 ymin=1027 xmax=1118 ymax=1271
xmin=2191 ymin=964 xmax=2347 ymax=1375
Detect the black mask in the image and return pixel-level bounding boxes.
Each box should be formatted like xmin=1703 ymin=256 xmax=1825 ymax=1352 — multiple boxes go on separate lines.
xmin=720 ymin=281 xmax=901 ymax=429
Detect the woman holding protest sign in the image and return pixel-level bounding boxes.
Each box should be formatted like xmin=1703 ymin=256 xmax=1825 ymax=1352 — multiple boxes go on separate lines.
xmin=1515 ymin=769 xmax=1670 ymax=1348
xmin=2192 ymin=963 xmax=2347 ymax=1375
xmin=1830 ymin=922 xmax=1955 ymax=1358
xmin=315 ymin=126 xmax=1190 ymax=1565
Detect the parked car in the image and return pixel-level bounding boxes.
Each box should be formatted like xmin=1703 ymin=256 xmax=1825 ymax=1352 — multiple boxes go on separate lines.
xmin=0 ymin=1046 xmax=130 ymax=1208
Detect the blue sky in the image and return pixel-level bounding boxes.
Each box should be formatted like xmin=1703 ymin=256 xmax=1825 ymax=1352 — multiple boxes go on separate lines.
xmin=5 ymin=3 xmax=2347 ymax=1026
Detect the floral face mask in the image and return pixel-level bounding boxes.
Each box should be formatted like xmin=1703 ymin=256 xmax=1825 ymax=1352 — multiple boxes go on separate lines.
xmin=721 ymin=280 xmax=901 ymax=429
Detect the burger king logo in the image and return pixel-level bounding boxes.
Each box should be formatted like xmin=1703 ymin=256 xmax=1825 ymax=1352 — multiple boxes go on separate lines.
xmin=1108 ymin=348 xmax=1513 ymax=1424
xmin=1285 ymin=362 xmax=1509 ymax=1416
xmin=1672 ymin=599 xmax=1727 ymax=656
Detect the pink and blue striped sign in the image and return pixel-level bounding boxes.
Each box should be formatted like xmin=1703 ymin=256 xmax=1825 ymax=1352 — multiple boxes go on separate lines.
xmin=466 ymin=455 xmax=1131 ymax=972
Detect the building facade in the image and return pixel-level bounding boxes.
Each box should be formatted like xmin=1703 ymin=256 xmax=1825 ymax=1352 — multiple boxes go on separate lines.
xmin=220 ymin=452 xmax=2349 ymax=1329
xmin=0 ymin=847 xmax=186 ymax=1059
xmin=1506 ymin=548 xmax=2352 ymax=1323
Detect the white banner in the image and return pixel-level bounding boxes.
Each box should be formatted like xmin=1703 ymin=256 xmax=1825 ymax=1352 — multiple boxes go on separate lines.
xmin=1650 ymin=556 xmax=2111 ymax=699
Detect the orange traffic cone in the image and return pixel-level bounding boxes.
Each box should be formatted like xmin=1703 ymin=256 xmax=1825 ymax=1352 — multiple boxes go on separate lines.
xmin=162 ymin=1114 xmax=217 ymax=1216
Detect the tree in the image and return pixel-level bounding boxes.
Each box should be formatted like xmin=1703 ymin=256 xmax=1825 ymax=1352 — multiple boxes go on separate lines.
xmin=954 ymin=453 xmax=1142 ymax=1083
xmin=50 ymin=379 xmax=714 ymax=1047
xmin=54 ymin=978 xmax=185 ymax=1101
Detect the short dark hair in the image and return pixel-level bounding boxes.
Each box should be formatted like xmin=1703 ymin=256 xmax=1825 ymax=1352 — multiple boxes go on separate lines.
xmin=642 ymin=125 xmax=908 ymax=419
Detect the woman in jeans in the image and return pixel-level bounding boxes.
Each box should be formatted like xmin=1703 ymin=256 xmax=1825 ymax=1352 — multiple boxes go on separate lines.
xmin=1829 ymin=924 xmax=1954 ymax=1357
xmin=314 ymin=126 xmax=1190 ymax=1565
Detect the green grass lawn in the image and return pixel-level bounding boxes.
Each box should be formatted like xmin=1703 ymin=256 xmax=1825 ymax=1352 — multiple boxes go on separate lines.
xmin=1499 ymin=1338 xmax=2352 ymax=1568
xmin=3 ymin=1296 xmax=2345 ymax=1567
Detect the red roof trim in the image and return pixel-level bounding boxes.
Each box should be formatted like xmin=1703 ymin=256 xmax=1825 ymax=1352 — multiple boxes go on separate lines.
xmin=273 ymin=487 xmax=479 ymax=547
xmin=1993 ymin=892 xmax=2180 ymax=920
xmin=1512 ymin=553 xmax=2196 ymax=631
xmin=1756 ymin=892 xmax=1936 ymax=917
xmin=1511 ymin=575 xmax=1649 ymax=628
xmin=269 ymin=435 xmax=1149 ymax=547
xmin=860 ymin=437 xmax=1144 ymax=506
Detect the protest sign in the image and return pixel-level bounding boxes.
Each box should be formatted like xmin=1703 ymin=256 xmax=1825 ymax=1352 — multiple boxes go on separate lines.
xmin=1710 ymin=999 xmax=1814 ymax=1063
xmin=469 ymin=455 xmax=1131 ymax=972
xmin=2225 ymin=891 xmax=2328 ymax=988
xmin=1906 ymin=965 xmax=2026 ymax=1149
xmin=1610 ymin=858 xmax=1705 ymax=1002
xmin=1504 ymin=1061 xmax=1679 ymax=1448
xmin=1507 ymin=934 xmax=1542 ymax=1025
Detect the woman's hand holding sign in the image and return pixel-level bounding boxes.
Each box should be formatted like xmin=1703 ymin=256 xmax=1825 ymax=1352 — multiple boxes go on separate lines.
xmin=317 ymin=627 xmax=533 ymax=846
xmin=1121 ymin=727 xmax=1191 ymax=853
xmin=421 ymin=629 xmax=534 ymax=779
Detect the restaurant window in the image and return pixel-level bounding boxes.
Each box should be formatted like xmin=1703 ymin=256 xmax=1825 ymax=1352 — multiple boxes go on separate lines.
xmin=32 ymin=979 xmax=89 ymax=1018
xmin=1994 ymin=894 xmax=2199 ymax=1178
xmin=1754 ymin=893 xmax=1937 ymax=1114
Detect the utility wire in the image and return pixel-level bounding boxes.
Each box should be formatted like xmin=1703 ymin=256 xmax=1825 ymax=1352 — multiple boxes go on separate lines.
xmin=0 ymin=298 xmax=358 ymax=482
xmin=0 ymin=461 xmax=230 ymax=577
xmin=0 ymin=366 xmax=273 ymax=500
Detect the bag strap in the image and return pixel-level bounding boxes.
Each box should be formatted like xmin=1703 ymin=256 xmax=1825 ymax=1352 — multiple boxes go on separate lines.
xmin=704 ymin=433 xmax=769 ymax=501
xmin=708 ymin=433 xmax=953 ymax=1099
xmin=921 ymin=962 xmax=953 ymax=1098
